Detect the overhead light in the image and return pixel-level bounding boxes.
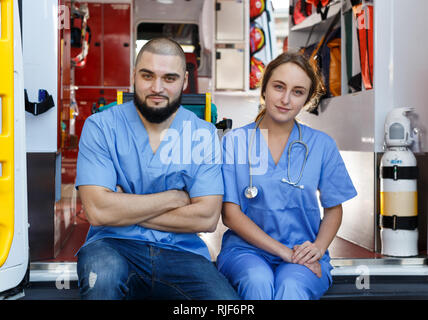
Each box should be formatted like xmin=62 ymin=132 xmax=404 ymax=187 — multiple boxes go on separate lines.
xmin=182 ymin=45 xmax=195 ymax=53
xmin=156 ymin=0 xmax=174 ymax=4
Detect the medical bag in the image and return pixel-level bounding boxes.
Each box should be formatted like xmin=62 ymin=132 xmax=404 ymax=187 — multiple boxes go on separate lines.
xmin=250 ymin=0 xmax=266 ymax=21
xmin=250 ymin=56 xmax=265 ymax=90
xmin=351 ymin=0 xmax=374 ymax=90
xmin=301 ymin=11 xmax=341 ymax=99
xmin=306 ymin=0 xmax=333 ymax=20
xmin=290 ymin=0 xmax=312 ymax=26
xmin=250 ymin=23 xmax=266 ymax=55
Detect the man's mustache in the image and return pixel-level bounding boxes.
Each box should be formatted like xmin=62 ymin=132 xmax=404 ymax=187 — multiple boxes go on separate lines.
xmin=145 ymin=94 xmax=169 ymax=100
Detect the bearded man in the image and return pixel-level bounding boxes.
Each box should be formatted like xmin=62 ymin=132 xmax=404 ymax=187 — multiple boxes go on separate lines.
xmin=75 ymin=38 xmax=239 ymax=300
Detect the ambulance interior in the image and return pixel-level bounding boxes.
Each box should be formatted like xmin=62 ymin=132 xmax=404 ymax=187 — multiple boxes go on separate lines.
xmin=16 ymin=0 xmax=428 ymax=289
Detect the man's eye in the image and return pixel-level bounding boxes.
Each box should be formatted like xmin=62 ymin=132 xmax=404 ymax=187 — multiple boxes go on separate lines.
xmin=142 ymin=74 xmax=152 ymax=80
xmin=165 ymin=76 xmax=177 ymax=82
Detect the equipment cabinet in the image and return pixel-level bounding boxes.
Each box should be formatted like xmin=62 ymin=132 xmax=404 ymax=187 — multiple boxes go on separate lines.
xmin=288 ymin=0 xmax=428 ymax=254
xmin=74 ymin=2 xmax=131 ymax=88
xmin=214 ymin=0 xmax=249 ymax=91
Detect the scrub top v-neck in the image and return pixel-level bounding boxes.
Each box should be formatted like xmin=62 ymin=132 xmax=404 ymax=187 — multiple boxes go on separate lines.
xmin=75 ymin=101 xmax=223 ymax=260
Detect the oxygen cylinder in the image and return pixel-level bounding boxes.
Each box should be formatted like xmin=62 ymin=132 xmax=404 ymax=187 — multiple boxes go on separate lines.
xmin=380 ymin=108 xmax=419 ymax=257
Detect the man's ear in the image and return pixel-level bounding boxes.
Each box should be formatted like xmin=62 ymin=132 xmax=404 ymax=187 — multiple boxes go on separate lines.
xmin=182 ymin=71 xmax=189 ymax=92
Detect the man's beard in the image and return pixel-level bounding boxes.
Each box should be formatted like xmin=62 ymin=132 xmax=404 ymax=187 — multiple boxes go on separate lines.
xmin=133 ymin=86 xmax=182 ymax=124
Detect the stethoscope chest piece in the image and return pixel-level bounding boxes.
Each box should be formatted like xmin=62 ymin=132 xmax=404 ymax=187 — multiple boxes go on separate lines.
xmin=244 ymin=186 xmax=259 ymax=199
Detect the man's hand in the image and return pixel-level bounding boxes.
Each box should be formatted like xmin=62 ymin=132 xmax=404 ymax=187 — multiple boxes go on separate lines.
xmin=167 ymin=190 xmax=191 ymax=208
xmin=78 ymin=185 xmax=192 ymax=227
xmin=139 ymin=195 xmax=222 ymax=233
xmin=116 ymin=185 xmax=190 ymax=208
xmin=114 ymin=185 xmax=217 ymax=233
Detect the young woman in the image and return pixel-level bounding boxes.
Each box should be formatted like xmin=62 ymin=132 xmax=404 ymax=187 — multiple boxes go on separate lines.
xmin=217 ymin=52 xmax=357 ymax=300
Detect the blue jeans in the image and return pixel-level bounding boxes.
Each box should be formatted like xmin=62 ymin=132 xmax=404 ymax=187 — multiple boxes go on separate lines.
xmin=77 ymin=238 xmax=240 ymax=300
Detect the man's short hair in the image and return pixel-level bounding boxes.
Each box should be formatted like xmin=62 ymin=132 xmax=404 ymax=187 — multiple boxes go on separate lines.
xmin=135 ymin=37 xmax=186 ymax=73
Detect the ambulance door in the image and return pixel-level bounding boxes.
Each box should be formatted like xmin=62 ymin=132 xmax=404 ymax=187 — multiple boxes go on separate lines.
xmin=0 ymin=0 xmax=29 ymax=297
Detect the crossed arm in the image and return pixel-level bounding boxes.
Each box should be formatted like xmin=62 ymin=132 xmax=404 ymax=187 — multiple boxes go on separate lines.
xmin=78 ymin=185 xmax=222 ymax=233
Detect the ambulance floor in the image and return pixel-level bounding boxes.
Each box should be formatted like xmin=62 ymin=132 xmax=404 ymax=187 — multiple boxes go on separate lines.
xmin=24 ymin=215 xmax=428 ymax=300
xmin=54 ymin=157 xmax=380 ymax=262
xmin=45 ymin=217 xmax=378 ymax=263
xmin=45 ymin=182 xmax=379 ymax=262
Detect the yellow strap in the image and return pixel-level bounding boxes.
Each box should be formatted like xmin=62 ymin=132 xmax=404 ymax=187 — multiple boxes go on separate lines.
xmin=0 ymin=0 xmax=15 ymax=268
xmin=117 ymin=91 xmax=123 ymax=105
xmin=205 ymin=92 xmax=211 ymax=123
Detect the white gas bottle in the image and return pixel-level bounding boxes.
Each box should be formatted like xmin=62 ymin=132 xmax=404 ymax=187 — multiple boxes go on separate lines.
xmin=379 ymin=108 xmax=419 ymax=257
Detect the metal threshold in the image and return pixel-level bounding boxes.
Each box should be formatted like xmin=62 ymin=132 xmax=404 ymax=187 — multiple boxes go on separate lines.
xmin=29 ymin=256 xmax=428 ymax=283
xmin=30 ymin=262 xmax=78 ymax=282
xmin=331 ymin=256 xmax=428 ymax=276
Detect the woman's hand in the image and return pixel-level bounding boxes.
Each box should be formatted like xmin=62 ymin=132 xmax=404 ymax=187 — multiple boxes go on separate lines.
xmin=303 ymin=261 xmax=322 ymax=278
xmin=292 ymin=241 xmax=322 ymax=264
xmin=276 ymin=244 xmax=293 ymax=263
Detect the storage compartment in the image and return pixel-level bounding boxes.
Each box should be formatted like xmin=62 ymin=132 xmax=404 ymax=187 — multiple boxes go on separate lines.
xmin=214 ymin=0 xmax=249 ymax=91
xmin=216 ymin=0 xmax=245 ymax=41
xmin=103 ymin=3 xmax=131 ymax=87
xmin=215 ymin=45 xmax=245 ymax=90
xmin=73 ymin=3 xmax=103 ymax=86
xmin=73 ymin=2 xmax=131 ymax=88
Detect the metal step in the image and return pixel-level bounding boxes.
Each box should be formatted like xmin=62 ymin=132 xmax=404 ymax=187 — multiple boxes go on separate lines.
xmin=24 ymin=258 xmax=428 ymax=300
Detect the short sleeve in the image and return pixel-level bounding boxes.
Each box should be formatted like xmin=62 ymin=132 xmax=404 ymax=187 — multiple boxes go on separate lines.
xmin=186 ymin=127 xmax=224 ymax=198
xmin=221 ymin=132 xmax=241 ymax=206
xmin=318 ymin=138 xmax=357 ymax=208
xmin=75 ymin=117 xmax=117 ymax=191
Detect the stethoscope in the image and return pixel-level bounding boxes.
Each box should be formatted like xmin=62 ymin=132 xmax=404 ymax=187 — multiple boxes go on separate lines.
xmin=244 ymin=116 xmax=309 ymax=199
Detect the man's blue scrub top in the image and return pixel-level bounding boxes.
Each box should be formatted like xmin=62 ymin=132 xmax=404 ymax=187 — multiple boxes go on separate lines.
xmin=219 ymin=121 xmax=357 ymax=267
xmin=75 ymin=101 xmax=223 ymax=260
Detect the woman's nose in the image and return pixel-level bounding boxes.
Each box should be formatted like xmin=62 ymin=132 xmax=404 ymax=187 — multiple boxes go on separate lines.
xmin=280 ymin=90 xmax=291 ymax=105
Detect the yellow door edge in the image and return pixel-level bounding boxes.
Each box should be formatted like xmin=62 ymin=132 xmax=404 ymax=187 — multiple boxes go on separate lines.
xmin=0 ymin=0 xmax=15 ymax=268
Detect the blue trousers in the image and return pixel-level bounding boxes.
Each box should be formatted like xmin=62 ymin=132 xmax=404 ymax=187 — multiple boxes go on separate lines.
xmin=77 ymin=238 xmax=240 ymax=300
xmin=217 ymin=248 xmax=332 ymax=300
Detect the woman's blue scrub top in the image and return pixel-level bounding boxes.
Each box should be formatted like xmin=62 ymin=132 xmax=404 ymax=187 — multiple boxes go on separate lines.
xmin=220 ymin=121 xmax=357 ymax=266
xmin=75 ymin=101 xmax=223 ymax=261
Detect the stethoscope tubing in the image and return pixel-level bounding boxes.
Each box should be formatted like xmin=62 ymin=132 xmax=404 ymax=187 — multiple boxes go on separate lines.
xmin=245 ymin=116 xmax=308 ymax=199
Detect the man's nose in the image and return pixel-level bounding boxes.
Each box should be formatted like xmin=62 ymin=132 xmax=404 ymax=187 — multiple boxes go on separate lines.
xmin=151 ymin=78 xmax=164 ymax=93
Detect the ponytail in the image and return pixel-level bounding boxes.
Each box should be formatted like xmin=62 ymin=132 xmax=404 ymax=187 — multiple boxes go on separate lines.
xmin=255 ymin=107 xmax=266 ymax=123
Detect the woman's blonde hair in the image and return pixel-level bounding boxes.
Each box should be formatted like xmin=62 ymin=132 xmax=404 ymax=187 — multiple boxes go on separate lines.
xmin=255 ymin=51 xmax=325 ymax=123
